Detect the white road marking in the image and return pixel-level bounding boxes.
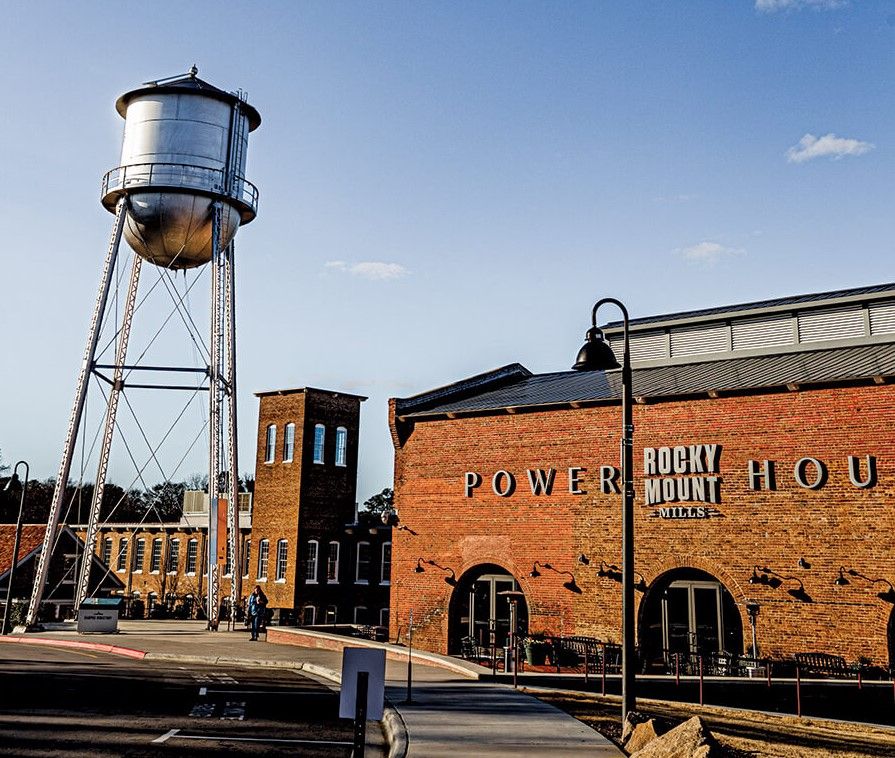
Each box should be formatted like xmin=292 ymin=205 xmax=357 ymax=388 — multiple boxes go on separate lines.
xmin=215 ymin=674 xmax=238 ymax=684
xmin=151 ymin=729 xmax=179 ymax=744
xmin=154 ymin=732 xmax=352 ymax=746
xmin=199 ymin=687 xmax=207 ymax=696
xmin=201 ymin=688 xmax=331 ymax=696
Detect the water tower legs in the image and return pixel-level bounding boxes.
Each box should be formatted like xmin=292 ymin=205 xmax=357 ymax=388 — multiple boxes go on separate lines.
xmin=25 ymin=200 xmax=128 ymax=628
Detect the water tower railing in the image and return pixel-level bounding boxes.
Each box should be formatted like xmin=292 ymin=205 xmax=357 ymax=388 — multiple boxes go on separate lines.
xmin=101 ymin=162 xmax=259 ymax=216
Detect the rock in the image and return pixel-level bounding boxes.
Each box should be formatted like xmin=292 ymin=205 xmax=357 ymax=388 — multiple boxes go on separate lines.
xmin=621 ymin=710 xmax=652 ymax=743
xmin=624 ymin=719 xmax=659 ymax=754
xmin=630 ymin=716 xmax=720 ymax=758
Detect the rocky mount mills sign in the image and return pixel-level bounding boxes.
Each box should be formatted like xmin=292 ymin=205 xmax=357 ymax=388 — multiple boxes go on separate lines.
xmin=463 ymin=445 xmax=878 ymax=520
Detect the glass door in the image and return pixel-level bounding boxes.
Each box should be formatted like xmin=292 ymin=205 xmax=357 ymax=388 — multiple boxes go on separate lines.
xmin=469 ymin=574 xmax=519 ymax=648
xmin=662 ymin=580 xmax=723 ymax=654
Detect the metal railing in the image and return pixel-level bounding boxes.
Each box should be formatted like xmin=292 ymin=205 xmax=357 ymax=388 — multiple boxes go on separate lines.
xmin=101 ymin=162 xmax=259 ymax=215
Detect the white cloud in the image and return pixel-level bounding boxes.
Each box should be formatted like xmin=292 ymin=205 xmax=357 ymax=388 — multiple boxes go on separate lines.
xmin=786 ymin=133 xmax=874 ymax=163
xmin=677 ymin=241 xmax=744 ymax=265
xmin=324 ymin=260 xmax=410 ymax=281
xmin=756 ymin=0 xmax=845 ymax=12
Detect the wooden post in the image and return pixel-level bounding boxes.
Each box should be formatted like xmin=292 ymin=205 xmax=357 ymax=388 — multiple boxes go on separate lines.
xmin=796 ymin=665 xmax=802 ymax=718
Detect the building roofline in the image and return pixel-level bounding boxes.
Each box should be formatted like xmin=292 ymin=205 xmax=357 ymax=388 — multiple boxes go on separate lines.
xmin=393 ymin=363 xmax=532 ymax=416
xmin=602 ymin=282 xmax=895 ymax=333
xmin=254 ymin=386 xmax=368 ymax=401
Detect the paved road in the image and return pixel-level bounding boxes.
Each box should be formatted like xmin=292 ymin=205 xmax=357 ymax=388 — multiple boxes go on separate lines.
xmin=0 ymin=643 xmax=385 ymax=756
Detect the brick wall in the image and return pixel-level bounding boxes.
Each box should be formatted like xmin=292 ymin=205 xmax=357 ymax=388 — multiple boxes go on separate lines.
xmin=389 ymin=382 xmax=895 ymax=665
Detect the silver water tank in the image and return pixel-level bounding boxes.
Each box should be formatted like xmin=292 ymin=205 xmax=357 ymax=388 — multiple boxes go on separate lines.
xmin=101 ymin=68 xmax=261 ymax=269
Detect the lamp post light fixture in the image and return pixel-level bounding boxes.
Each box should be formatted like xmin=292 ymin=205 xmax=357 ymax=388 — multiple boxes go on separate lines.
xmin=2 ymin=461 xmax=29 ymax=635
xmin=572 ymin=296 xmax=635 ymax=722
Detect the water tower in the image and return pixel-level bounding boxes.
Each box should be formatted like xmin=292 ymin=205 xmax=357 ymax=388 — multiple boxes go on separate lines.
xmin=27 ymin=68 xmax=260 ymax=629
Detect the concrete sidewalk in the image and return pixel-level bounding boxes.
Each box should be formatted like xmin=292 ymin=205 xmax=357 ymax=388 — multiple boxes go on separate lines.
xmin=3 ymin=620 xmax=622 ymax=757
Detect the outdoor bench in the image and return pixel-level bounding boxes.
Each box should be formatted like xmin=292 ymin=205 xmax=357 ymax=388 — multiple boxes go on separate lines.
xmin=794 ymin=652 xmax=856 ymax=678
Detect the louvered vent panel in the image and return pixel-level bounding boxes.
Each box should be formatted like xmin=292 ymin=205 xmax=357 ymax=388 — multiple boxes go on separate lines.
xmin=731 ymin=315 xmax=794 ymax=351
xmin=630 ymin=331 xmax=668 ymax=361
xmin=869 ymin=301 xmax=895 ymax=336
xmin=670 ymin=324 xmax=729 ymax=357
xmin=798 ymin=306 xmax=865 ymax=343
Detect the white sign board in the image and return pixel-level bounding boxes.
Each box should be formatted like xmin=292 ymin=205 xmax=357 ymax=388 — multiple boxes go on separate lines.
xmin=77 ymin=608 xmax=119 ymax=633
xmin=339 ymin=647 xmax=386 ymax=720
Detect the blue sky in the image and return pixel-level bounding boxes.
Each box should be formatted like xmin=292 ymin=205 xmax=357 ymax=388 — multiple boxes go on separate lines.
xmin=1 ymin=1 xmax=893 ymax=502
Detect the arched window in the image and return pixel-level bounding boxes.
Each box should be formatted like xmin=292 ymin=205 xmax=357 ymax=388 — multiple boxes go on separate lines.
xmin=150 ymin=538 xmax=162 ymax=573
xmin=305 ymin=540 xmax=318 ymax=583
xmin=257 ymin=539 xmax=270 ymax=580
xmin=380 ymin=542 xmax=392 ymax=585
xmin=355 ymin=542 xmax=370 ymax=584
xmin=102 ymin=537 xmax=113 ymax=567
xmin=276 ymin=539 xmax=289 ymax=582
xmin=117 ymin=539 xmax=129 ymax=572
xmin=186 ymin=538 xmax=198 ymax=575
xmin=327 ymin=541 xmax=340 ymax=583
xmin=167 ymin=539 xmax=180 ymax=574
xmin=265 ymin=424 xmax=276 ymax=463
xmin=133 ymin=538 xmax=145 ymax=573
xmin=283 ymin=422 xmax=295 ymax=462
xmin=335 ymin=426 xmax=348 ymax=467
xmin=313 ymin=424 xmax=325 ymax=464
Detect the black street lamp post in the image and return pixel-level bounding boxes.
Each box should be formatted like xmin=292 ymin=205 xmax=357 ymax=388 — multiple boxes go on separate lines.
xmin=3 ymin=461 xmax=30 ymax=635
xmin=572 ymin=298 xmax=635 ymax=722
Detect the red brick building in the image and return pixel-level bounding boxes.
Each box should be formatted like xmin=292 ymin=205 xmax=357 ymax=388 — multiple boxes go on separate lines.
xmin=388 ymin=283 xmax=895 ymax=669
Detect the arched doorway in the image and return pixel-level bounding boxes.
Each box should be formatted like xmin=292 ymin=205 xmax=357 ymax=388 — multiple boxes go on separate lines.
xmin=638 ymin=568 xmax=742 ymax=669
xmin=448 ymin=563 xmax=528 ymax=654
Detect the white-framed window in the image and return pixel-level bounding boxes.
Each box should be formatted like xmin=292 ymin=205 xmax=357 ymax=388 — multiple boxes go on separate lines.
xmin=117 ymin=538 xmax=129 ymax=572
xmin=305 ymin=540 xmax=318 ymax=583
xmin=102 ymin=537 xmax=113 ymax=567
xmin=355 ymin=542 xmax=370 ymax=584
xmin=327 ymin=541 xmax=340 ymax=583
xmin=166 ymin=539 xmax=180 ymax=574
xmin=186 ymin=538 xmax=198 ymax=575
xmin=335 ymin=426 xmax=348 ymax=467
xmin=243 ymin=538 xmax=251 ymax=577
xmin=150 ymin=538 xmax=162 ymax=573
xmin=257 ymin=539 xmax=269 ymax=580
xmin=276 ymin=539 xmax=288 ymax=582
xmin=133 ymin=538 xmax=145 ymax=573
xmin=381 ymin=542 xmax=392 ymax=585
xmin=147 ymin=592 xmax=158 ymax=614
xmin=313 ymin=424 xmax=325 ymax=464
xmin=283 ymin=422 xmax=295 ymax=463
xmin=353 ymin=606 xmax=368 ymax=624
xmin=325 ymin=605 xmax=338 ymax=624
xmin=301 ymin=605 xmax=316 ymax=625
xmin=379 ymin=607 xmax=390 ymax=627
xmin=265 ymin=424 xmax=276 ymax=463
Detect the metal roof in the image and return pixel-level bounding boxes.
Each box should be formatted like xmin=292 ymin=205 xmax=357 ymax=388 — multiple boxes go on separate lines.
xmin=603 ymin=282 xmax=895 ymax=331
xmin=397 ymin=343 xmax=895 ymax=419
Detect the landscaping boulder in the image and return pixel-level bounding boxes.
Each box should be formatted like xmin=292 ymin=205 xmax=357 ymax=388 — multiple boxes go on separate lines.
xmin=630 ymin=716 xmax=720 ymax=758
xmin=621 ymin=710 xmax=652 ymax=743
xmin=624 ymin=718 xmax=659 ymax=754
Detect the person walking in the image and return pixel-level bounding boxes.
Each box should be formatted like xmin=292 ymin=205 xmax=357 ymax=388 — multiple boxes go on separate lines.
xmin=248 ymin=585 xmax=268 ymax=641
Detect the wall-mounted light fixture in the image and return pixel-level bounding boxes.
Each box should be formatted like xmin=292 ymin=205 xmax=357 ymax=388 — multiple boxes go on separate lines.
xmin=529 ymin=561 xmax=580 ymax=593
xmin=837 ymin=568 xmax=895 ymax=603
xmin=414 ymin=558 xmax=456 ymax=586
xmin=798 ymin=557 xmax=811 ymax=570
xmin=749 ymin=565 xmax=811 ymax=601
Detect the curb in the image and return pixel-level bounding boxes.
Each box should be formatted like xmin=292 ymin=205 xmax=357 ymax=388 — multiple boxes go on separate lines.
xmin=382 ymin=700 xmax=410 ymax=758
xmin=0 ymin=634 xmax=145 ymax=659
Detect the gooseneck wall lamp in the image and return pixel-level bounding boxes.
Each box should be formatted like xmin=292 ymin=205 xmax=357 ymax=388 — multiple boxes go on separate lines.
xmin=529 ymin=561 xmax=580 ymax=593
xmin=414 ymin=558 xmax=457 ymax=586
xmin=836 ymin=568 xmax=895 ymax=603
xmin=572 ymin=297 xmax=635 ymax=722
xmin=2 ymin=461 xmax=29 ymax=635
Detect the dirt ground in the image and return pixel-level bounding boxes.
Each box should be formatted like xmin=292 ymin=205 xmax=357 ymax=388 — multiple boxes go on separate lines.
xmin=530 ymin=689 xmax=895 ymax=757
